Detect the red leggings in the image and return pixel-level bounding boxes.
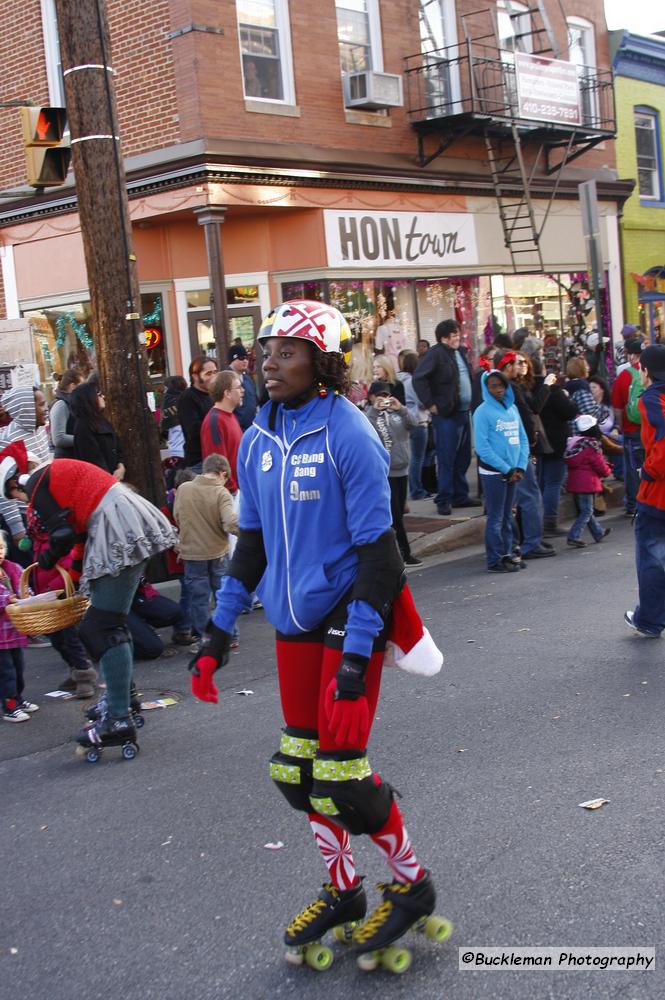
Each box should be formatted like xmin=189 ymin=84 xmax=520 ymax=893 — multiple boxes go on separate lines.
xmin=275 ymin=638 xmax=385 ymax=751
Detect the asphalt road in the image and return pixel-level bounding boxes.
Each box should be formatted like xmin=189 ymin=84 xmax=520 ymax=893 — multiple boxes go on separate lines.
xmin=1 ymin=514 xmax=663 ymax=1000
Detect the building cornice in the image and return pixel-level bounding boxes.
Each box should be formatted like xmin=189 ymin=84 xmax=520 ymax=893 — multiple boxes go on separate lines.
xmin=611 ymin=30 xmax=665 ymax=87
xmin=0 ymin=141 xmax=634 ymax=229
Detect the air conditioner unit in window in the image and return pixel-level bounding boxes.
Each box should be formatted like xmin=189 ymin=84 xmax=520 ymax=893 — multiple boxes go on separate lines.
xmin=343 ymin=71 xmax=404 ymax=110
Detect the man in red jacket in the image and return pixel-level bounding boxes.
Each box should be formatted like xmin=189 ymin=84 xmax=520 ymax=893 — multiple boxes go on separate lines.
xmin=625 ymin=344 xmax=665 ymax=637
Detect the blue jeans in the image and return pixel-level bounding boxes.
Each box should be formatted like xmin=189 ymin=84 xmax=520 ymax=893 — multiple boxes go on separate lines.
xmin=184 ymin=558 xmax=225 ymax=638
xmin=88 ymin=561 xmax=146 ymax=718
xmin=537 ymin=456 xmax=566 ymax=519
xmin=514 ymin=459 xmax=544 ymax=554
xmin=632 ymin=510 xmax=665 ymax=635
xmin=432 ymin=410 xmax=471 ymax=507
xmin=408 ymin=425 xmax=429 ymax=499
xmin=568 ymin=493 xmax=604 ymax=542
xmin=482 ymin=474 xmax=516 ymax=567
xmin=623 ymin=433 xmax=644 ymax=514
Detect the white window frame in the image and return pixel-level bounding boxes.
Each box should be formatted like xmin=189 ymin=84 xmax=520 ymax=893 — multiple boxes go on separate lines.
xmin=418 ymin=0 xmax=462 ymax=113
xmin=335 ymin=0 xmax=384 ymax=75
xmin=40 ymin=0 xmax=65 ymax=106
xmin=236 ymin=0 xmax=296 ymax=106
xmin=567 ymin=16 xmax=597 ymax=123
xmin=634 ymin=108 xmax=662 ymax=201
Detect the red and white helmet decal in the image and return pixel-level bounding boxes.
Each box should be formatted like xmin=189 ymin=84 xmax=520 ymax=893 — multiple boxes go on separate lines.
xmin=258 ymin=300 xmax=353 ymax=361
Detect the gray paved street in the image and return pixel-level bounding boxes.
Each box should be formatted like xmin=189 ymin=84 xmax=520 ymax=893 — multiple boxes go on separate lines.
xmin=1 ymin=514 xmax=663 ymax=1000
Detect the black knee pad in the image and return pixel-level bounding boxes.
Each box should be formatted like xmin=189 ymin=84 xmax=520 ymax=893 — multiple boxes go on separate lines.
xmin=309 ymin=754 xmax=394 ymax=835
xmin=79 ymin=607 xmax=132 ymax=663
xmin=269 ymin=728 xmax=319 ymax=814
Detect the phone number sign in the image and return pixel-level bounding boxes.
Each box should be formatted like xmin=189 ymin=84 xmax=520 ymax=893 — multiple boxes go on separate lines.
xmin=515 ymin=52 xmax=581 ymax=127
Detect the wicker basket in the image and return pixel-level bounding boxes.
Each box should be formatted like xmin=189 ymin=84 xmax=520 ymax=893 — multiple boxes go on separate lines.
xmin=6 ymin=563 xmax=89 ymax=636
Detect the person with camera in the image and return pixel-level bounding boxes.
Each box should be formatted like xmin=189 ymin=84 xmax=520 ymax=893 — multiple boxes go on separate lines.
xmin=365 ymin=380 xmax=421 ymax=567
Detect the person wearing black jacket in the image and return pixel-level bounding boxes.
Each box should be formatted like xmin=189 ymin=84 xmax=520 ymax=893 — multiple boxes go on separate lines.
xmin=70 ymin=381 xmax=125 ymax=479
xmin=177 ymin=355 xmax=218 ymax=471
xmin=495 ymin=351 xmax=556 ymax=559
xmin=413 ymin=319 xmax=480 ymax=515
xmin=539 ymin=373 xmax=578 ymax=536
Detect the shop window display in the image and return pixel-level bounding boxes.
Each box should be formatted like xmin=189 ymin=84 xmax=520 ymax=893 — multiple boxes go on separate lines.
xmin=416 ymin=277 xmax=487 ymax=362
xmin=25 ymin=292 xmax=168 ymax=400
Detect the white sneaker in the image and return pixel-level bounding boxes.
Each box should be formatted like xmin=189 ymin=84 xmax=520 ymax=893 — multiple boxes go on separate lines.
xmin=17 ymin=700 xmax=39 ymax=713
xmin=3 ymin=706 xmax=30 ymax=723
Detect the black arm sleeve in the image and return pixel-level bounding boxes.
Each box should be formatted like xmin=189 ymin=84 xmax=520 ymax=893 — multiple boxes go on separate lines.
xmin=226 ymin=529 xmax=268 ymax=595
xmin=351 ymin=529 xmax=405 ymax=618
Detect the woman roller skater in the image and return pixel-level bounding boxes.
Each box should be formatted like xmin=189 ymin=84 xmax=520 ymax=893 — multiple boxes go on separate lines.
xmin=24 ymin=459 xmax=176 ymax=757
xmin=190 ymin=300 xmax=448 ymax=970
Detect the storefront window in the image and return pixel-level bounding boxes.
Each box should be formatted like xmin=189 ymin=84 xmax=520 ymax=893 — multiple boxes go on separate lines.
xmin=281 ymin=280 xmax=327 ymax=303
xmin=24 ymin=292 xmax=168 ymax=400
xmin=415 ymin=277 xmax=485 ymax=360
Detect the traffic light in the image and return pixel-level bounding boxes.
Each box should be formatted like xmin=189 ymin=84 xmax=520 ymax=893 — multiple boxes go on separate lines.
xmin=20 ymin=107 xmax=71 ymax=187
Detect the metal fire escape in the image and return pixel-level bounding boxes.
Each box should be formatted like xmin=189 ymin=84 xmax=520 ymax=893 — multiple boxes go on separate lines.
xmin=405 ymin=1 xmax=616 ymax=273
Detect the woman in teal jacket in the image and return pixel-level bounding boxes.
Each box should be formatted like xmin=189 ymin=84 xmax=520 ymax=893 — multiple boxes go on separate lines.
xmin=473 ymin=370 xmax=529 ymax=572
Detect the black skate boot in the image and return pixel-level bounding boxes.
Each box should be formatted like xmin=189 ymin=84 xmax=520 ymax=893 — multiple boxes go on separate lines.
xmin=76 ymin=713 xmax=139 ymax=763
xmin=85 ymin=683 xmax=144 ymax=728
xmin=353 ymin=871 xmax=451 ymax=973
xmin=284 ymin=882 xmax=366 ymax=971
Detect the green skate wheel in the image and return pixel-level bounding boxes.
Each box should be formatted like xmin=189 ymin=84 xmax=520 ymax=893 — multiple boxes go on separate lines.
xmin=85 ymin=749 xmax=100 ymax=764
xmin=304 ymin=943 xmax=333 ymax=971
xmin=333 ymin=922 xmax=357 ymax=944
xmin=381 ymin=946 xmax=412 ymax=974
xmin=357 ymin=950 xmax=381 ymax=972
xmin=122 ymin=743 xmax=138 ymax=760
xmin=423 ymin=915 xmax=453 ymax=942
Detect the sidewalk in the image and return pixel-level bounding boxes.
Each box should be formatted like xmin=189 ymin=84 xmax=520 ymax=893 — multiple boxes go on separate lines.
xmin=405 ymin=478 xmax=628 ymax=561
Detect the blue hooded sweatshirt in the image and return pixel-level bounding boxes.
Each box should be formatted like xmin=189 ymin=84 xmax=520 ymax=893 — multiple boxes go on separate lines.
xmin=472 ymin=372 xmax=529 ymax=474
xmin=212 ymin=391 xmax=393 ymax=658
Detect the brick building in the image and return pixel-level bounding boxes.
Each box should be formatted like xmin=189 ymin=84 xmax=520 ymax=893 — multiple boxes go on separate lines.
xmin=0 ymin=0 xmax=633 ymax=388
xmin=610 ymin=30 xmax=665 ymax=343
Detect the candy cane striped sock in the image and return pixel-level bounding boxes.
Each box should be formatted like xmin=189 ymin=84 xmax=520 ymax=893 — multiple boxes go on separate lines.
xmin=370 ymin=799 xmax=425 ymax=884
xmin=308 ymin=813 xmax=359 ymax=890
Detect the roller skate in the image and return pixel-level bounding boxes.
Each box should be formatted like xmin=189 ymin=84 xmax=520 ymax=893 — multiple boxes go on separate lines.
xmin=76 ymin=712 xmax=139 ymax=764
xmin=284 ymin=881 xmax=366 ymax=972
xmin=353 ymin=871 xmax=452 ymax=974
xmin=85 ymin=683 xmax=144 ymax=729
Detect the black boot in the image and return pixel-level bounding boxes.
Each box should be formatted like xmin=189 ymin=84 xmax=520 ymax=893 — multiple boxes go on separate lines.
xmin=284 ymin=882 xmax=366 ymax=947
xmin=353 ymin=871 xmax=436 ymax=954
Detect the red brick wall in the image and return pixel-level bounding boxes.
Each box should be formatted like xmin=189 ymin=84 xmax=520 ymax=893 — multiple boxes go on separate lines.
xmin=0 ymin=0 xmax=615 ymax=192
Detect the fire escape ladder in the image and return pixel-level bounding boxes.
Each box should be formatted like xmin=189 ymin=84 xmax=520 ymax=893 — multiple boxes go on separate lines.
xmin=503 ymin=0 xmax=560 ymax=58
xmin=485 ymin=123 xmax=543 ymax=273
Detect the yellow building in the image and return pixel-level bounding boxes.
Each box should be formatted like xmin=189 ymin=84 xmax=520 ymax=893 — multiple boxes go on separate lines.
xmin=611 ymin=30 xmax=665 ymax=341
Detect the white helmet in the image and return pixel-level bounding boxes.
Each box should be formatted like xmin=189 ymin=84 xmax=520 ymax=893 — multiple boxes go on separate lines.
xmin=258 ymin=300 xmax=352 ymax=364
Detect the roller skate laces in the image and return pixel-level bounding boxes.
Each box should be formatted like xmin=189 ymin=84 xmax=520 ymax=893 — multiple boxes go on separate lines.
xmin=353 ymin=873 xmax=436 ymax=953
xmin=284 ymin=882 xmax=366 ymax=946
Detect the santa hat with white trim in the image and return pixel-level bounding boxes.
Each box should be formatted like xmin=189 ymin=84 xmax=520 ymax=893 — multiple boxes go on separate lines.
xmin=384 ymin=583 xmax=443 ymax=677
xmin=0 ymin=440 xmax=41 ymax=497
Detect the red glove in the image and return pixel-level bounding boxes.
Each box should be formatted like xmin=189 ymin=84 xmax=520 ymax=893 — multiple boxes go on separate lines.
xmin=324 ymin=655 xmax=371 ymax=748
xmin=190 ymin=655 xmax=220 ymax=704
xmin=188 ymin=625 xmax=232 ymax=704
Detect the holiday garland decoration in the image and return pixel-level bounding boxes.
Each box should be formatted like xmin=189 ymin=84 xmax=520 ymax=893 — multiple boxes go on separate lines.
xmin=53 ymin=297 xmax=162 ymax=351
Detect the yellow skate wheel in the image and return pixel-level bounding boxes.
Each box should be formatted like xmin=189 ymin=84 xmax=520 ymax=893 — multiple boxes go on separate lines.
xmin=304 ymin=943 xmax=333 ymax=971
xmin=423 ymin=915 xmax=453 ymax=943
xmin=357 ymin=950 xmax=381 ymax=972
xmin=381 ymin=946 xmax=412 ymax=974
xmin=333 ymin=922 xmax=357 ymax=944
xmin=284 ymin=947 xmax=305 ymax=966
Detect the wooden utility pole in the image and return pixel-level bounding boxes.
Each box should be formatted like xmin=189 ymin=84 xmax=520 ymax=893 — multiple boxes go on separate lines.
xmin=54 ymin=0 xmax=164 ymax=505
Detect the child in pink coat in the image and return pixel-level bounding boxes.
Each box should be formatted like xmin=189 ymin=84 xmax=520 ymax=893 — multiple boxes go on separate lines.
xmin=0 ymin=531 xmax=35 ymax=722
xmin=565 ymin=414 xmax=612 ymax=548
